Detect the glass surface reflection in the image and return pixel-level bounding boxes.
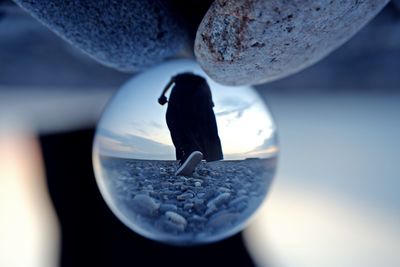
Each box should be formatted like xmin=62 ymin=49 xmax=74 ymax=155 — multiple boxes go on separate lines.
xmin=93 ymin=60 xmax=278 ymax=245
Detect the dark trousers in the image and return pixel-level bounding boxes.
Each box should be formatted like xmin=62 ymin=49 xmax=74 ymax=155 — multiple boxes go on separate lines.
xmin=166 ymin=84 xmax=223 ymax=162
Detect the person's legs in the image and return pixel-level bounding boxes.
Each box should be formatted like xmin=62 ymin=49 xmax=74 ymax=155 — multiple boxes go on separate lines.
xmin=192 ymin=85 xmax=223 ymax=162
xmin=166 ymin=89 xmax=203 ymax=176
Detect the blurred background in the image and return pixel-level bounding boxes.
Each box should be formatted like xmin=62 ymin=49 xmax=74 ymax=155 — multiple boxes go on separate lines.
xmin=1 ymin=1 xmax=400 ymax=266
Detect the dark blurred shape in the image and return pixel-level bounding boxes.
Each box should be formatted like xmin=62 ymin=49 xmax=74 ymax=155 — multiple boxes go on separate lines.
xmin=40 ymin=128 xmax=255 ymax=267
xmin=167 ymin=0 xmax=214 ymax=41
xmin=392 ymin=0 xmax=400 ymax=13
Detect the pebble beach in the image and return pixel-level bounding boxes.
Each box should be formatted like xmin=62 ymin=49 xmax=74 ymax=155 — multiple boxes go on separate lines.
xmin=99 ymin=156 xmax=277 ymax=244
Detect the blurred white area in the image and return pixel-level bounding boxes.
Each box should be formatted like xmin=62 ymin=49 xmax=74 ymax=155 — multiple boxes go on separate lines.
xmin=0 ymin=86 xmax=114 ymax=267
xmin=0 ymin=87 xmax=114 ymax=133
xmin=0 ymin=131 xmax=60 ymax=267
xmin=244 ymin=92 xmax=400 ymax=267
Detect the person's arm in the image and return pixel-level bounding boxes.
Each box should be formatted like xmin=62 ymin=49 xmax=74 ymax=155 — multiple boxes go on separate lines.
xmin=158 ymin=77 xmax=175 ymax=105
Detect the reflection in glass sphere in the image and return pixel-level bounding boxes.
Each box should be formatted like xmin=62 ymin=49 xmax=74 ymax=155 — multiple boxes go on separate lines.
xmin=92 ymin=60 xmax=278 ymax=245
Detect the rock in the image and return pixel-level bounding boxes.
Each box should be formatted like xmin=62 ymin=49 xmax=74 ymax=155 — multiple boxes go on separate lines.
xmin=165 ymin=211 xmax=187 ymax=230
xmin=195 ymin=0 xmax=389 ymax=85
xmin=131 ymin=194 xmax=159 ymax=217
xmin=183 ymin=203 xmax=194 ymax=211
xmin=197 ymin=192 xmax=206 ymax=198
xmin=202 ymin=189 xmax=217 ymax=201
xmin=229 ymin=196 xmax=248 ymax=207
xmin=189 ymin=215 xmax=207 ymax=224
xmin=208 ymin=212 xmax=240 ymax=229
xmin=204 ymin=205 xmax=218 ymax=216
xmin=13 ymin=0 xmax=186 ymax=71
xmin=177 ymin=192 xmax=194 ymax=200
xmin=159 ymin=203 xmax=178 ymax=213
xmin=218 ymin=186 xmax=231 ymax=193
xmin=207 ymin=192 xmax=231 ymax=208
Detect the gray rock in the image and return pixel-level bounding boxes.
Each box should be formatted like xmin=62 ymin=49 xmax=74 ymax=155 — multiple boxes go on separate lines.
xmin=204 ymin=205 xmax=218 ymax=216
xmin=202 ymin=189 xmax=217 ymax=201
xmin=189 ymin=215 xmax=207 ymax=224
xmin=218 ymin=186 xmax=231 ymax=193
xmin=183 ymin=203 xmax=194 ymax=211
xmin=13 ymin=0 xmax=187 ymax=71
xmin=197 ymin=192 xmax=206 ymax=199
xmin=159 ymin=203 xmax=178 ymax=213
xmin=131 ymin=194 xmax=160 ymax=217
xmin=207 ymin=192 xmax=231 ymax=208
xmin=165 ymin=211 xmax=187 ymax=230
xmin=195 ymin=0 xmax=389 ymax=85
xmin=177 ymin=192 xmax=194 ymax=200
xmin=208 ymin=212 xmax=240 ymax=229
xmin=229 ymin=196 xmax=248 ymax=208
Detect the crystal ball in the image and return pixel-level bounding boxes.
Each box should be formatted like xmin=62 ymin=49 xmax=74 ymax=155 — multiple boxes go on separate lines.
xmin=92 ymin=60 xmax=278 ymax=245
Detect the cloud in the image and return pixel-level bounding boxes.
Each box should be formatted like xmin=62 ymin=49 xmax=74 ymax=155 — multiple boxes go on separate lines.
xmin=246 ymin=134 xmax=279 ymax=158
xmin=215 ymin=97 xmax=254 ymax=119
xmin=96 ymin=128 xmax=174 ymax=160
xmin=149 ymin=121 xmax=163 ymax=129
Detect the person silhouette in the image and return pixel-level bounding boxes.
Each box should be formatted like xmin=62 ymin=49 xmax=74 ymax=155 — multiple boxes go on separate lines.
xmin=158 ymin=72 xmax=223 ymax=176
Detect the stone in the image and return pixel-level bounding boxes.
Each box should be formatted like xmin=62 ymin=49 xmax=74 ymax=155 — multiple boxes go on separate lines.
xmin=207 ymin=192 xmax=231 ymax=208
xmin=177 ymin=192 xmax=194 ymax=200
xmin=159 ymin=203 xmax=178 ymax=213
xmin=183 ymin=203 xmax=194 ymax=211
xmin=229 ymin=196 xmax=248 ymax=208
xmin=195 ymin=0 xmax=389 ymax=85
xmin=131 ymin=194 xmax=160 ymax=217
xmin=165 ymin=211 xmax=187 ymax=230
xmin=13 ymin=0 xmax=186 ymax=71
xmin=208 ymin=212 xmax=240 ymax=229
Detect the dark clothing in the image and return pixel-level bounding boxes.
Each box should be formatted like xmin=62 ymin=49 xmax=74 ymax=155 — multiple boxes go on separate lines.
xmin=165 ymin=73 xmax=223 ymax=162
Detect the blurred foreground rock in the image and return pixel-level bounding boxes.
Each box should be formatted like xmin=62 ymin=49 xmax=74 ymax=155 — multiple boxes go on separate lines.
xmin=12 ymin=0 xmax=187 ymax=72
xmin=195 ymin=0 xmax=390 ymax=85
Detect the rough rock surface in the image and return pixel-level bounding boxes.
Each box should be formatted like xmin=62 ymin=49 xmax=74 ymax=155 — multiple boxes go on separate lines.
xmin=12 ymin=0 xmax=186 ymax=71
xmin=100 ymin=156 xmax=277 ymax=244
xmin=195 ymin=0 xmax=390 ymax=85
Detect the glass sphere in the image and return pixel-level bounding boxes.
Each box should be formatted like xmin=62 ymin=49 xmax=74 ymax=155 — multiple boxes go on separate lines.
xmin=92 ymin=60 xmax=278 ymax=245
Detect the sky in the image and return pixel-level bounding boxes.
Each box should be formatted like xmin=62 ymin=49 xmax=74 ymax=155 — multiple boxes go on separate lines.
xmin=94 ymin=60 xmax=278 ymax=160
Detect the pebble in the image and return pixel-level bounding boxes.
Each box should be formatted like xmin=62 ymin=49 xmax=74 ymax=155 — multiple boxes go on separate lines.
xmin=195 ymin=0 xmax=389 ymax=85
xmin=197 ymin=192 xmax=206 ymax=198
xmin=207 ymin=192 xmax=231 ymax=208
xmin=131 ymin=194 xmax=159 ymax=217
xmin=189 ymin=215 xmax=208 ymax=224
xmin=208 ymin=212 xmax=240 ymax=229
xmin=159 ymin=203 xmax=178 ymax=213
xmin=165 ymin=211 xmax=187 ymax=230
xmin=229 ymin=196 xmax=249 ymax=208
xmin=177 ymin=192 xmax=194 ymax=200
xmin=218 ymin=187 xmax=231 ymax=193
xmin=14 ymin=0 xmax=186 ymax=71
xmin=202 ymin=189 xmax=217 ymax=201
xmin=183 ymin=203 xmax=194 ymax=211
